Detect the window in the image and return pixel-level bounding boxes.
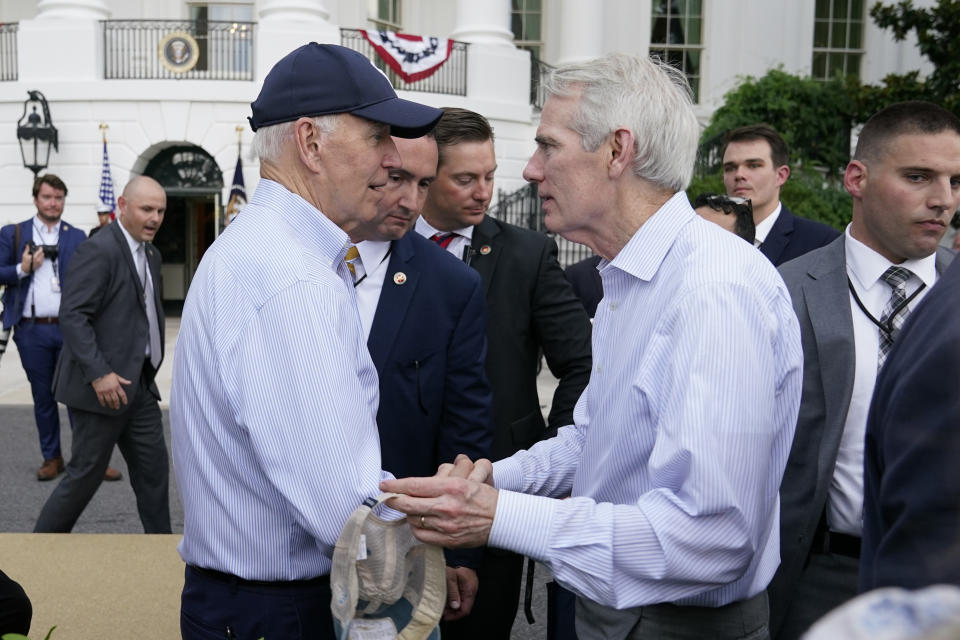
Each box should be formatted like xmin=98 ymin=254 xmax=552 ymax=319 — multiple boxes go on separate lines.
xmin=512 ymin=0 xmax=542 ymax=60
xmin=188 ymin=3 xmax=254 ymax=76
xmin=650 ymin=0 xmax=703 ymax=103
xmin=812 ymin=0 xmax=865 ymax=80
xmin=371 ymin=0 xmax=402 ymax=31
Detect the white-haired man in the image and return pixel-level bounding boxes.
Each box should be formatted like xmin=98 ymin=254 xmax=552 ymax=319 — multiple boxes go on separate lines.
xmin=170 ymin=43 xmax=442 ymax=639
xmin=384 ymin=53 xmax=803 ymax=639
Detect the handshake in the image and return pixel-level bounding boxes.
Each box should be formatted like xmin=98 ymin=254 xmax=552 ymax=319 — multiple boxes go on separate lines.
xmin=381 ymin=454 xmax=498 ymax=549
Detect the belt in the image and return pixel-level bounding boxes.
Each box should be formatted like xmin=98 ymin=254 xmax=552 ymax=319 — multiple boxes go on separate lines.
xmin=20 ymin=317 xmax=58 ymax=324
xmin=188 ymin=565 xmax=330 ymax=589
xmin=812 ymin=529 xmax=861 ymax=559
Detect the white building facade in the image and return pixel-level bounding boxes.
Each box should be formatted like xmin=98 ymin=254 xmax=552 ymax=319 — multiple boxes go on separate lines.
xmin=0 ymin=0 xmax=932 ymax=302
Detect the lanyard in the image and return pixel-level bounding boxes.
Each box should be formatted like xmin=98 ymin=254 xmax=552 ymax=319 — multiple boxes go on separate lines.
xmin=847 ymin=276 xmax=925 ymax=338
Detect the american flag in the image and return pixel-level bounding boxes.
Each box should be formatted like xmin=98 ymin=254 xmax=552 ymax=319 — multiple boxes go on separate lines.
xmin=225 ymin=154 xmax=246 ymax=224
xmin=98 ymin=139 xmax=116 ymax=220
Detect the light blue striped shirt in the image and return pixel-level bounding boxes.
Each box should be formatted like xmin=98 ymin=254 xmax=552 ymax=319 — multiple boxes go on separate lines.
xmin=490 ymin=192 xmax=802 ymax=609
xmin=170 ymin=179 xmax=393 ymax=580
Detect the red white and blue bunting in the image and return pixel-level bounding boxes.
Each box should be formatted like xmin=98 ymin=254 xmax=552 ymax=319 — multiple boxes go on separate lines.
xmin=361 ymin=30 xmax=454 ymax=83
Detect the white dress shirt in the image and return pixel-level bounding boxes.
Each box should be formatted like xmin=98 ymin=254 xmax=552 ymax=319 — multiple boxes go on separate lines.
xmin=828 ymin=227 xmax=937 ymax=536
xmin=170 ymin=179 xmax=396 ymax=581
xmin=415 ymin=217 xmax=474 ymax=261
xmin=753 ymin=202 xmax=783 ymax=247
xmin=19 ymin=217 xmax=60 ymax=318
xmin=354 ymin=240 xmax=392 ymax=340
xmin=490 ymin=192 xmax=803 ymax=612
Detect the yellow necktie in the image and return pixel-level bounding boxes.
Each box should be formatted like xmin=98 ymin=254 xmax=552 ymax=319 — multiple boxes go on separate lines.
xmin=344 ymin=245 xmax=360 ymax=280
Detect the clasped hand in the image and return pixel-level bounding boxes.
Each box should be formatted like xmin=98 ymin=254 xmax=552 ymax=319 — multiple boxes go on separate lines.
xmin=381 ymin=454 xmax=498 ymax=549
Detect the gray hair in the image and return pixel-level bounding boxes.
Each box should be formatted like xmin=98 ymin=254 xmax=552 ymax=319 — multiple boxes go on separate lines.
xmin=541 ymin=53 xmax=700 ymax=192
xmin=250 ymin=114 xmax=339 ymax=163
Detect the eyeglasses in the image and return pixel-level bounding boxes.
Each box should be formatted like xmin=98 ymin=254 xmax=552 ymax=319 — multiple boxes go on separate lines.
xmin=703 ymin=194 xmax=751 ymax=214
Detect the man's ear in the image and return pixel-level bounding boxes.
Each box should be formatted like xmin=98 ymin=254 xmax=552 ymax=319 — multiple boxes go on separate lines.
xmin=775 ymin=164 xmax=791 ymax=187
xmin=293 ymin=117 xmax=324 ymax=173
xmin=608 ymin=128 xmax=636 ymax=178
xmin=116 ymin=195 xmax=126 ymax=217
xmin=844 ymin=160 xmax=867 ymax=199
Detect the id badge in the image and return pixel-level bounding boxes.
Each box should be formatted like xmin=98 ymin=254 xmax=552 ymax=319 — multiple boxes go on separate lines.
xmin=50 ymin=275 xmax=61 ymax=293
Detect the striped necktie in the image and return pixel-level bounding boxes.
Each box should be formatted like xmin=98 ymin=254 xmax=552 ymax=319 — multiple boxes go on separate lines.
xmin=430 ymin=233 xmax=456 ymax=249
xmin=877 ymin=265 xmax=913 ymax=370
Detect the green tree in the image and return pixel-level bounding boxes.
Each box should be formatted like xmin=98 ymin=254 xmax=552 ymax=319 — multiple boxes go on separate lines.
xmin=870 ymin=0 xmax=960 ymax=113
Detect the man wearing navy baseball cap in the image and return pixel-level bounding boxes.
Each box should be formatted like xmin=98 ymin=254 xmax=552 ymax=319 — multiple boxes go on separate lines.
xmin=170 ymin=43 xmax=443 ymax=639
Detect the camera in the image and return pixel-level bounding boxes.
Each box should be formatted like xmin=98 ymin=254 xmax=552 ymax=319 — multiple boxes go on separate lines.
xmin=27 ymin=241 xmax=59 ymax=261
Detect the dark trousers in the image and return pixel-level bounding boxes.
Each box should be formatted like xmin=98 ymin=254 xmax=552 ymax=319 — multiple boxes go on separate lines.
xmin=775 ymin=552 xmax=858 ymax=640
xmin=181 ymin=566 xmax=334 ymax=640
xmin=13 ymin=322 xmax=73 ymax=460
xmin=619 ymin=591 xmax=770 ymax=640
xmin=0 ymin=569 xmax=32 ymax=636
xmin=33 ymin=370 xmax=170 ymax=533
xmin=441 ymin=548 xmax=524 ymax=639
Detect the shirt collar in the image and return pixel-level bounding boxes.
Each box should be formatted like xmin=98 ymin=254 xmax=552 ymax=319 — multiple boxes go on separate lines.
xmin=753 ymin=202 xmax=783 ymax=246
xmin=116 ymin=219 xmax=142 ymax=255
xmin=608 ymin=191 xmax=694 ymax=281
xmin=414 ymin=216 xmax=474 ymax=242
xmin=356 ymin=239 xmax=391 ymax=268
xmin=845 ymin=224 xmax=938 ymax=291
xmin=252 ymin=179 xmax=350 ymax=268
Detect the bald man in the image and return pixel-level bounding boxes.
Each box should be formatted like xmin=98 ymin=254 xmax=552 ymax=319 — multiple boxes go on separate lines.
xmin=36 ymin=176 xmax=171 ymax=533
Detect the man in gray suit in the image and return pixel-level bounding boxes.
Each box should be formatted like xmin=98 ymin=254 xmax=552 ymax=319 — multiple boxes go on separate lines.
xmin=35 ymin=176 xmax=171 ymax=533
xmin=770 ymin=101 xmax=960 ymax=639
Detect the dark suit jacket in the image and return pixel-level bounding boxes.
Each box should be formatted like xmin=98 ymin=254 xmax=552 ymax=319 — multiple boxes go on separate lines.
xmin=469 ymin=216 xmax=592 ymax=459
xmin=367 ymin=232 xmax=494 ymax=479
xmin=770 ymin=237 xmax=954 ymax=631
xmin=860 ymin=257 xmax=960 ymax=591
xmin=53 ymin=222 xmax=164 ymax=415
xmin=760 ymin=205 xmax=840 ymax=266
xmin=0 ymin=218 xmax=87 ymax=330
xmin=564 ymin=254 xmax=603 ymax=318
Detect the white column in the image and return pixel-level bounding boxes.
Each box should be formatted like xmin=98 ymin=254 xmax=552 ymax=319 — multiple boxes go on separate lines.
xmin=556 ymin=0 xmax=604 ymax=64
xmin=35 ymin=0 xmax=109 ymax=19
xmin=450 ymin=0 xmax=514 ymax=47
xmin=255 ymin=0 xmax=340 ymax=81
xmin=257 ymin=0 xmax=330 ymax=22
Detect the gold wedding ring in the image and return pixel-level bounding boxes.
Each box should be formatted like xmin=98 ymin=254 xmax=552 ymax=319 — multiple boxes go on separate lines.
xmin=420 ymin=515 xmax=426 ymax=529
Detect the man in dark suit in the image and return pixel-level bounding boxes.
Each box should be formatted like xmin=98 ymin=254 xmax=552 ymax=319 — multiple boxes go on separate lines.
xmin=0 ymin=174 xmax=88 ymax=480
xmin=860 ymin=258 xmax=960 ymax=592
xmin=722 ymin=124 xmax=838 ymax=266
xmin=35 ymin=175 xmax=171 ymax=533
xmin=414 ymin=107 xmax=593 ymax=639
xmin=771 ymin=101 xmax=960 ymax=638
xmin=564 ymin=254 xmax=602 ymax=318
xmin=351 ymin=133 xmax=493 ymax=621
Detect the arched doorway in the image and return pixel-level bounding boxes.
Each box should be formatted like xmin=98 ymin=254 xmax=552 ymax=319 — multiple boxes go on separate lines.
xmin=143 ymin=145 xmax=223 ymax=314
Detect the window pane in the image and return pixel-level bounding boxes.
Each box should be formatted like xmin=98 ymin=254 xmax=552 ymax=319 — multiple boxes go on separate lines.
xmin=851 ymin=0 xmax=863 ymax=18
xmin=652 ymin=0 xmax=667 ymax=17
xmin=847 ymin=53 xmax=862 ymax=77
xmin=688 ymin=0 xmax=703 ymax=17
xmin=525 ymin=14 xmax=541 ymax=40
xmin=815 ymin=0 xmax=830 ymax=19
xmin=849 ymin=20 xmax=863 ymax=48
xmin=668 ymin=19 xmax=685 ymax=44
xmin=686 ymin=49 xmax=700 ymax=73
xmin=687 ymin=17 xmax=702 ymax=44
xmin=512 ymin=13 xmax=523 ymax=38
xmin=665 ymin=48 xmax=684 ymax=69
xmin=651 ymin=17 xmax=668 ymax=42
xmin=829 ymin=52 xmax=844 ymax=76
xmin=528 ymin=0 xmax=541 ymax=11
xmin=831 ymin=21 xmax=847 ymax=47
xmin=675 ymin=0 xmax=688 ymax=16
xmin=378 ymin=0 xmax=390 ymax=20
xmin=813 ymin=52 xmax=826 ymax=78
xmin=835 ymin=0 xmax=849 ymax=19
xmin=814 ymin=21 xmax=829 ymax=47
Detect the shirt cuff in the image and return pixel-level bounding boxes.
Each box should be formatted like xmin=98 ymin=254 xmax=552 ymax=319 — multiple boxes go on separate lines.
xmin=492 ymin=456 xmax=525 ymax=492
xmin=16 ymin=264 xmax=26 ymax=278
xmin=488 ymin=490 xmax=557 ymax=561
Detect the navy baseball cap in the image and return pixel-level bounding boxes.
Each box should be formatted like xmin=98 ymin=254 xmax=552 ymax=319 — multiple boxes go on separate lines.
xmin=249 ymin=43 xmax=443 ymax=138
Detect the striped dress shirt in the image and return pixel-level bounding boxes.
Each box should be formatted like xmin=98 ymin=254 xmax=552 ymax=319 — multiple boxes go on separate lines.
xmin=170 ymin=179 xmax=393 ymax=580
xmin=490 ymin=192 xmax=803 ymax=612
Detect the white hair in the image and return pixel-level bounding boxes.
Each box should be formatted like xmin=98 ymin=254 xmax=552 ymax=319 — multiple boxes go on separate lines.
xmin=541 ymin=53 xmax=700 ymax=192
xmin=249 ymin=114 xmax=339 ymax=163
